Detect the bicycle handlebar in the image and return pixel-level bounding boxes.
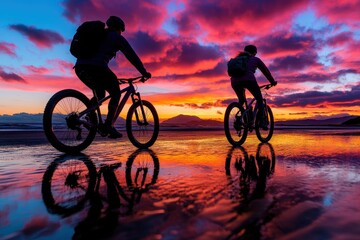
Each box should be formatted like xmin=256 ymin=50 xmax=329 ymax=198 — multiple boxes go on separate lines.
xmin=118 ymin=76 xmax=149 ymax=84
xmin=260 ymin=83 xmax=274 ymax=90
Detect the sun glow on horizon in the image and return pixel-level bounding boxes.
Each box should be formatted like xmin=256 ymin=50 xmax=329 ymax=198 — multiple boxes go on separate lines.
xmin=0 ymin=1 xmax=360 ymax=120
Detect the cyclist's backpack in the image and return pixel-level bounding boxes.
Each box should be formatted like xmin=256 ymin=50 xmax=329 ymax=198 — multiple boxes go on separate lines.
xmin=70 ymin=21 xmax=106 ymax=59
xmin=227 ymin=54 xmax=249 ymax=77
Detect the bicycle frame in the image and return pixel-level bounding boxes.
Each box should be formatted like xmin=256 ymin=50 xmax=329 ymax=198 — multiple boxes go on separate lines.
xmin=78 ymin=77 xmax=148 ymax=128
xmin=241 ymin=84 xmax=272 ymax=130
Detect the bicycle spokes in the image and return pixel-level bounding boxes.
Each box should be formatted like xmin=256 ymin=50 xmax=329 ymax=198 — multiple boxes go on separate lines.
xmin=126 ymin=100 xmax=159 ymax=148
xmin=224 ymin=102 xmax=248 ymax=146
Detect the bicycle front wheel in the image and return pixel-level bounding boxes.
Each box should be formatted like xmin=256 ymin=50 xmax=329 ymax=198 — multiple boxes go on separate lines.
xmin=224 ymin=102 xmax=248 ymax=146
xmin=255 ymin=105 xmax=274 ymax=143
xmin=43 ymin=89 xmax=97 ymax=153
xmin=126 ymin=149 xmax=160 ymax=188
xmin=126 ymin=100 xmax=159 ymax=148
xmin=256 ymin=143 xmax=276 ymax=175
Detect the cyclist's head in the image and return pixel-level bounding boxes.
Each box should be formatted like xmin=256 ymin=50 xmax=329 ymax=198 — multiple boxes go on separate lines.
xmin=244 ymin=45 xmax=257 ymax=56
xmin=106 ymin=16 xmax=125 ymax=32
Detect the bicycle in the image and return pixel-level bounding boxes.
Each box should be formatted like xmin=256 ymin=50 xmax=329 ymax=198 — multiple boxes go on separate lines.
xmin=41 ymin=149 xmax=160 ymax=216
xmin=43 ymin=76 xmax=159 ymax=153
xmin=224 ymin=84 xmax=275 ymax=146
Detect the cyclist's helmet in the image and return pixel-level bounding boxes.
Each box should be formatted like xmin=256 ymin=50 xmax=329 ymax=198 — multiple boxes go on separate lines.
xmin=106 ymin=16 xmax=125 ymax=32
xmin=244 ymin=45 xmax=257 ymax=55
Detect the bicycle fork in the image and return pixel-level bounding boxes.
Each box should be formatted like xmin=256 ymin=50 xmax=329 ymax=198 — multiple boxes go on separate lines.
xmin=131 ymin=93 xmax=149 ymax=126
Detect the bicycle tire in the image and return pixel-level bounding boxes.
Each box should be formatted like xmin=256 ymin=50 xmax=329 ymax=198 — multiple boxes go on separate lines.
xmin=126 ymin=100 xmax=159 ymax=148
xmin=255 ymin=105 xmax=274 ymax=143
xmin=41 ymin=154 xmax=97 ymax=216
xmin=224 ymin=102 xmax=248 ymax=146
xmin=125 ymin=149 xmax=160 ymax=188
xmin=225 ymin=146 xmax=249 ymax=177
xmin=43 ymin=89 xmax=97 ymax=153
xmin=256 ymin=143 xmax=276 ymax=175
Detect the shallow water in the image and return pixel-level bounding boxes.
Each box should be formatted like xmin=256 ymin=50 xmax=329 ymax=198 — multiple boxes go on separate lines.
xmin=0 ymin=130 xmax=360 ymax=239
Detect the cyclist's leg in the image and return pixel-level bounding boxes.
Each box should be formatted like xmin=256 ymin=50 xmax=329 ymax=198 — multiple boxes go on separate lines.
xmin=75 ymin=65 xmax=106 ymax=101
xmin=74 ymin=65 xmax=105 ymax=129
xmin=246 ymin=81 xmax=266 ymax=127
xmin=231 ymin=77 xmax=246 ymax=105
xmin=104 ymin=71 xmax=121 ymax=124
xmin=100 ymin=67 xmax=122 ymax=138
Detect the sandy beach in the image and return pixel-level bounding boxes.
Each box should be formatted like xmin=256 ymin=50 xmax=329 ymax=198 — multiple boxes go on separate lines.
xmin=1 ymin=129 xmax=360 ymax=239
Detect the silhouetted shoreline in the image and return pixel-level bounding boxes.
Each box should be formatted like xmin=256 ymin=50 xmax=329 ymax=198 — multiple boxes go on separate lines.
xmin=1 ymin=127 xmax=360 ymax=147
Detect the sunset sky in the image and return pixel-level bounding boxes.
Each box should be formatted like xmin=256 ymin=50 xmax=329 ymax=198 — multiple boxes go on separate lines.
xmin=0 ymin=0 xmax=359 ymax=121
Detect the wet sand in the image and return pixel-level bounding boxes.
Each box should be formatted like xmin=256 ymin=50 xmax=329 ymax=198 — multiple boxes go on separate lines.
xmin=0 ymin=130 xmax=360 ymax=239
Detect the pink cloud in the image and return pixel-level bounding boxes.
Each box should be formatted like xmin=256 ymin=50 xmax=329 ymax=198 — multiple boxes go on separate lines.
xmin=314 ymin=1 xmax=360 ymax=28
xmin=9 ymin=24 xmax=65 ymax=48
xmin=326 ymin=31 xmax=354 ymax=47
xmin=47 ymin=59 xmax=75 ymax=74
xmin=25 ymin=65 xmax=52 ymax=74
xmin=173 ymin=0 xmax=311 ymax=42
xmin=62 ymin=0 xmax=170 ymax=33
xmin=0 ymin=42 xmax=16 ymax=56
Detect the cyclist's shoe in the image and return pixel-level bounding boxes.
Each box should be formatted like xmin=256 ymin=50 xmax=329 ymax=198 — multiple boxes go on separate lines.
xmin=98 ymin=123 xmax=122 ymax=138
xmin=107 ymin=127 xmax=123 ymax=139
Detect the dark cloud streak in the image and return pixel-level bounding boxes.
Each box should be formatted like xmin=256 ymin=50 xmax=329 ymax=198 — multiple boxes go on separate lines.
xmin=0 ymin=69 xmax=26 ymax=83
xmin=272 ymin=85 xmax=360 ymax=107
xmin=9 ymin=24 xmax=65 ymax=48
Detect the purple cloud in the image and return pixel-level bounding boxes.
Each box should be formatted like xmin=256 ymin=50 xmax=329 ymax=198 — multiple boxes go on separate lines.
xmin=0 ymin=68 xmax=26 ymax=83
xmin=9 ymin=24 xmax=65 ymax=48
xmin=272 ymin=85 xmax=360 ymax=107
xmin=269 ymin=51 xmax=321 ymax=72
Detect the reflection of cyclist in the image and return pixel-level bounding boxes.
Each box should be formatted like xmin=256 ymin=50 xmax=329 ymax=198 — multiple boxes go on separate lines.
xmin=225 ymin=143 xmax=275 ymax=199
xmin=73 ymin=165 xmax=122 ymax=240
xmin=74 ymin=16 xmax=151 ymax=138
xmin=230 ymin=45 xmax=277 ymax=127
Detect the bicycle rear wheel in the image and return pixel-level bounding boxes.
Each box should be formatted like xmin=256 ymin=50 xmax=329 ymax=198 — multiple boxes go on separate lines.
xmin=43 ymin=89 xmax=97 ymax=153
xmin=255 ymin=105 xmax=274 ymax=143
xmin=225 ymin=146 xmax=249 ymax=177
xmin=224 ymin=102 xmax=248 ymax=146
xmin=41 ymin=154 xmax=97 ymax=216
xmin=126 ymin=100 xmax=159 ymax=148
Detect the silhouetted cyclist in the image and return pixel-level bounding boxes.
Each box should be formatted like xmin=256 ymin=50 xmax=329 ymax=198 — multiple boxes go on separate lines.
xmin=231 ymin=45 xmax=277 ymax=128
xmin=74 ymin=16 xmax=151 ymax=138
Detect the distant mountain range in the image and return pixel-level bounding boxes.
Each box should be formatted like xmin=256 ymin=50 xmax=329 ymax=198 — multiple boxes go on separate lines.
xmin=161 ymin=114 xmax=223 ymax=129
xmin=161 ymin=114 xmax=360 ymax=129
xmin=276 ymin=115 xmax=360 ymax=126
xmin=0 ymin=113 xmax=359 ymax=130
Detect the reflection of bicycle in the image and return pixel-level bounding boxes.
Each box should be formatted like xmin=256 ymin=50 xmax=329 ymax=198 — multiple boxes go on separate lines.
xmin=224 ymin=84 xmax=275 ymax=146
xmin=224 ymin=143 xmax=275 ymax=239
xmin=43 ymin=76 xmax=159 ymax=153
xmin=41 ymin=149 xmax=159 ymax=217
xmin=225 ymin=143 xmax=275 ymax=182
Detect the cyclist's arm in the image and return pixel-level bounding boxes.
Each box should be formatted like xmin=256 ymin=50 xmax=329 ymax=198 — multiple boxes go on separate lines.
xmin=117 ymin=35 xmax=148 ymax=75
xmin=256 ymin=58 xmax=276 ymax=85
